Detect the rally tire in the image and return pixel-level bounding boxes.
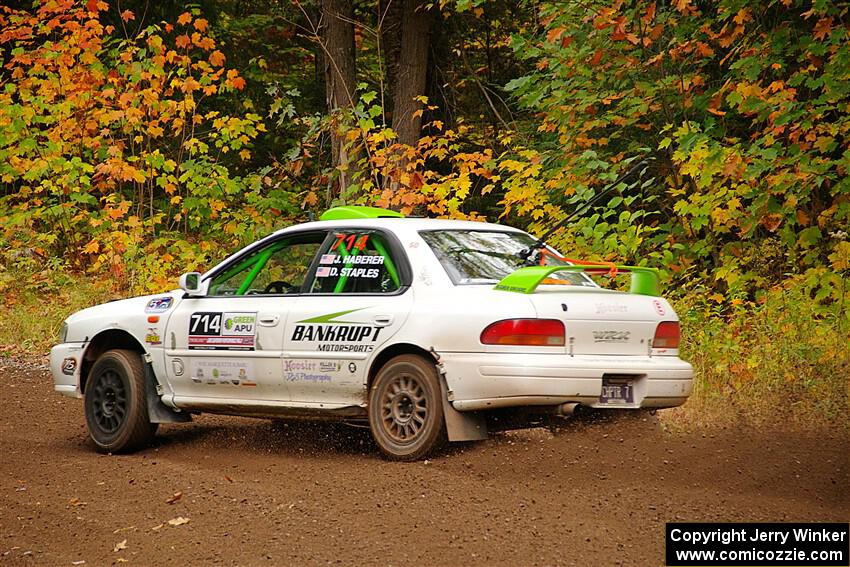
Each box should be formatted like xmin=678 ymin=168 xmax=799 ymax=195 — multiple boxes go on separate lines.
xmin=368 ymin=354 xmax=446 ymax=461
xmin=84 ymin=349 xmax=158 ymax=453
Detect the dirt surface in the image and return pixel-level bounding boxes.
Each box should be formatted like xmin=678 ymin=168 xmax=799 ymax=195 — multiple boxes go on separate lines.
xmin=1 ymin=359 xmax=847 ymax=566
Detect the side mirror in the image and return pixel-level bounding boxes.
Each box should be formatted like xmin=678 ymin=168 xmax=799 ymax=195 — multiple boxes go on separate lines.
xmin=178 ymin=272 xmax=202 ymax=295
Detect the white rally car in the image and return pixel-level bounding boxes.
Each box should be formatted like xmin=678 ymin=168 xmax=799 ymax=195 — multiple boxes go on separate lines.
xmin=50 ymin=206 xmax=693 ymax=460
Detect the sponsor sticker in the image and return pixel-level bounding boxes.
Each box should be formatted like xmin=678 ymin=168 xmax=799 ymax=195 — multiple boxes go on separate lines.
xmin=61 ymin=357 xmax=77 ymax=376
xmin=595 ymin=302 xmax=628 ymax=315
xmin=315 ymin=264 xmax=382 ymax=279
xmin=652 ymin=299 xmax=666 ymax=316
xmin=291 ymin=309 xmax=383 ymax=353
xmin=190 ymin=359 xmax=254 ymax=386
xmin=145 ymin=328 xmax=162 ymax=346
xmin=189 ymin=311 xmax=257 ymax=350
xmin=145 ymin=297 xmax=174 ymax=313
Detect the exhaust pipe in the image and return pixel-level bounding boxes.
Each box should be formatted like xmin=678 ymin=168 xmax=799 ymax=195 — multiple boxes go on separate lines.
xmin=557 ymin=402 xmax=580 ymax=416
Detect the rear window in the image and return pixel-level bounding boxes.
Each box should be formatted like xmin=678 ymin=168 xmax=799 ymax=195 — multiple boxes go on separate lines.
xmin=419 ymin=230 xmax=595 ymax=286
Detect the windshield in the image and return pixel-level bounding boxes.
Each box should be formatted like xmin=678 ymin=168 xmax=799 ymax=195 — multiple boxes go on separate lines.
xmin=419 ymin=230 xmax=596 ymax=287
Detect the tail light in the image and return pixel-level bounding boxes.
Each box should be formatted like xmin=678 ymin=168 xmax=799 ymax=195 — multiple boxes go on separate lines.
xmin=653 ymin=321 xmax=680 ymax=349
xmin=481 ymin=319 xmax=565 ymax=346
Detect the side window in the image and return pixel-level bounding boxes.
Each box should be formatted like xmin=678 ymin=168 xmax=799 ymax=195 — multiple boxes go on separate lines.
xmin=308 ymin=230 xmax=403 ymax=294
xmin=208 ymin=233 xmax=325 ymax=296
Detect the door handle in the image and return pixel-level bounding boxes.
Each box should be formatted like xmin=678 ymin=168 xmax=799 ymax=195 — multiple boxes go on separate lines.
xmin=373 ymin=315 xmax=394 ymax=327
xmin=258 ymin=314 xmax=280 ymax=327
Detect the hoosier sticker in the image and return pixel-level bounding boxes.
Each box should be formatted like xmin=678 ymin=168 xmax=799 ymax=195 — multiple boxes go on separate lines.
xmin=188 ymin=311 xmax=257 ymax=350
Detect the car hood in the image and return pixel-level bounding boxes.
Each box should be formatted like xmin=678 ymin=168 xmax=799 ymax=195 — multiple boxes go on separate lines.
xmin=64 ymin=291 xmax=183 ymax=341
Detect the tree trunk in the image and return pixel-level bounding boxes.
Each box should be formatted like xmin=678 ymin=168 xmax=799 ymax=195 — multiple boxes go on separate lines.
xmin=321 ymin=0 xmax=357 ymax=192
xmin=391 ymin=0 xmax=431 ymax=148
xmin=379 ymin=0 xmax=403 ymax=113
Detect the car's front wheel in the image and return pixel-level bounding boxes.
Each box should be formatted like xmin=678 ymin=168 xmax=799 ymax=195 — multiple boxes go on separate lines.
xmin=84 ymin=349 xmax=158 ymax=453
xmin=368 ymin=354 xmax=446 ymax=461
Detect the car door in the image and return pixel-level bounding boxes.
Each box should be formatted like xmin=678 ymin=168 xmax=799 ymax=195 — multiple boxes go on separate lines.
xmin=283 ymin=228 xmax=414 ymax=407
xmin=164 ymin=231 xmax=327 ymax=404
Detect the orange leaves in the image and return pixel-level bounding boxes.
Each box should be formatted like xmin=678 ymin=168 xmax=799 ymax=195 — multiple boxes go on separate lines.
xmin=546 ymin=27 xmax=572 ymax=47
xmin=191 ymin=32 xmax=211 ymax=50
xmin=812 ymin=17 xmax=833 ymax=41
xmin=85 ymin=0 xmax=107 ymax=14
xmin=193 ymin=18 xmax=209 ymax=33
xmin=181 ymin=77 xmax=201 ymax=94
xmin=120 ymin=10 xmax=134 ymax=23
xmin=733 ymin=8 xmax=752 ymax=26
xmin=226 ymin=69 xmax=246 ymax=90
xmin=175 ymin=34 xmax=191 ymax=49
xmin=759 ymin=213 xmax=782 ymax=233
xmin=209 ymin=50 xmax=225 ymax=67
xmin=695 ymin=42 xmax=714 ymax=58
xmin=590 ymin=50 xmax=604 ymax=66
xmin=177 ymin=12 xmax=192 ymax=26
xmin=642 ymin=2 xmax=656 ymax=25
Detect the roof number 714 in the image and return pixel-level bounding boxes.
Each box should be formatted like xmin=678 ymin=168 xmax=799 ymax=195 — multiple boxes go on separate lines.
xmin=333 ymin=233 xmax=369 ymax=253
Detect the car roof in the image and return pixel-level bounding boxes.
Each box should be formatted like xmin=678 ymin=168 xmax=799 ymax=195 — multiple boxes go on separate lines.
xmin=271 ymin=216 xmax=527 ymax=236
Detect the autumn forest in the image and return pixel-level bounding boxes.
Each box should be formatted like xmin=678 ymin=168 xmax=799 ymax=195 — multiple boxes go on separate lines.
xmin=0 ymin=0 xmax=848 ymax=423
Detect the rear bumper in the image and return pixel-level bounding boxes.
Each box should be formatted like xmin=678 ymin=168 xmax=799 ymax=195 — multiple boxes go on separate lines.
xmin=49 ymin=343 xmax=85 ymax=398
xmin=440 ymin=352 xmax=693 ymax=411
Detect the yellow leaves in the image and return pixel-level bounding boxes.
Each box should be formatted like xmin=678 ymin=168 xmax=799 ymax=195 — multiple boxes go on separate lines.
xmin=674 ymin=0 xmax=692 ymax=13
xmin=813 ymin=135 xmax=834 ymax=153
xmin=829 ymin=241 xmax=850 ymax=270
xmin=82 ymin=239 xmax=100 ymax=254
xmin=147 ymin=124 xmax=164 ymax=138
xmin=733 ymin=8 xmax=752 ymax=25
xmin=239 ymin=149 xmax=251 ymax=160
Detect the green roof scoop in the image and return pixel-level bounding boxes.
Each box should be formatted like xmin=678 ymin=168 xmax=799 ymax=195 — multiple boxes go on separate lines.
xmin=319 ymin=206 xmax=404 ymax=221
xmin=494 ymin=265 xmax=661 ymax=296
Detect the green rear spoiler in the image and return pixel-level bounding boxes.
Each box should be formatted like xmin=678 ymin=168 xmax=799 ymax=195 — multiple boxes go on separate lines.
xmin=494 ymin=265 xmax=661 ymax=296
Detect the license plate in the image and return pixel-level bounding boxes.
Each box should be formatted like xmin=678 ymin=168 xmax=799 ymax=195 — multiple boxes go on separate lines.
xmin=600 ymin=378 xmax=634 ymax=404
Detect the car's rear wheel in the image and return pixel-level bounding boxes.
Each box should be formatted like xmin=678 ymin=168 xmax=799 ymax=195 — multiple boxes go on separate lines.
xmin=84 ymin=349 xmax=157 ymax=453
xmin=368 ymin=355 xmax=446 ymax=461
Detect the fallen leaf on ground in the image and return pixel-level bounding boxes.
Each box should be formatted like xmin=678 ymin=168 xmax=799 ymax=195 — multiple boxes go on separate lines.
xmin=112 ymin=526 xmax=136 ymax=534
xmin=165 ymin=491 xmax=183 ymax=504
xmin=113 ymin=539 xmax=127 ymax=552
xmin=167 ymin=516 xmax=190 ymax=526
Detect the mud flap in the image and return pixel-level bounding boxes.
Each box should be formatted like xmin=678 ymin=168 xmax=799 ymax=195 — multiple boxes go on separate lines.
xmin=439 ymin=374 xmax=487 ymax=442
xmin=144 ymin=362 xmax=191 ymax=424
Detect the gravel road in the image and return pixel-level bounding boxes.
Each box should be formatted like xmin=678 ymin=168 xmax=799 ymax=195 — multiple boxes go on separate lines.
xmin=1 ymin=360 xmax=847 ymax=566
